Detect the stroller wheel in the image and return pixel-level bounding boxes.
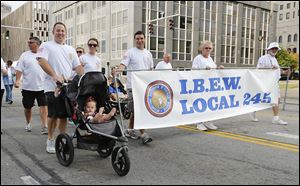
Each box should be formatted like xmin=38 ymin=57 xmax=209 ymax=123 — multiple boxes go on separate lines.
xmin=111 ymin=146 xmax=130 ymax=176
xmin=97 ymin=140 xmax=115 ymax=158
xmin=55 ymin=133 xmax=74 ymax=166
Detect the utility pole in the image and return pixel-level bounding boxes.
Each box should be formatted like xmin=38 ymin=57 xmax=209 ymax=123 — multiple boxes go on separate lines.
xmin=269 ymin=1 xmax=275 ymax=42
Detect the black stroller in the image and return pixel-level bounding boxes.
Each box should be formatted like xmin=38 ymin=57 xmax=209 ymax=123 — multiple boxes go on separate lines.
xmin=109 ymin=99 xmax=131 ymax=120
xmin=55 ymin=72 xmax=130 ymax=176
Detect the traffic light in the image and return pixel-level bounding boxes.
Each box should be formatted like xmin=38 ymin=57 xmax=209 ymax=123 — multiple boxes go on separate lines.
xmin=148 ymin=23 xmax=154 ymax=34
xmin=169 ymin=19 xmax=174 ymax=30
xmin=5 ymin=30 xmax=10 ymax=40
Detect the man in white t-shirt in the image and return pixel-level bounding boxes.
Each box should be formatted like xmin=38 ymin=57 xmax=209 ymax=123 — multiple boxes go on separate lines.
xmin=155 ymin=53 xmax=172 ymax=70
xmin=250 ymin=42 xmax=288 ymax=125
xmin=36 ymin=22 xmax=84 ymax=153
xmin=15 ymin=36 xmax=48 ymax=134
xmin=118 ymin=31 xmax=153 ymax=144
xmin=1 ymin=57 xmax=7 ymax=135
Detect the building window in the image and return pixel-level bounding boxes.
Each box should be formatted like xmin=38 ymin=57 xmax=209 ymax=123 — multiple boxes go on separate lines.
xmin=286 ymin=12 xmax=290 ymax=19
xmin=288 ymin=35 xmax=292 ymax=42
xmin=294 ymin=34 xmax=298 ymax=42
xmin=278 ymin=36 xmax=282 ymax=43
xmin=293 ymin=48 xmax=297 ymax=53
xmin=101 ymin=40 xmax=106 ymax=53
xmin=287 ymin=3 xmax=290 ymax=9
xmin=123 ymin=9 xmax=128 ymax=24
xmin=279 ymin=14 xmax=283 ymax=20
xmin=280 ymin=4 xmax=283 ymax=10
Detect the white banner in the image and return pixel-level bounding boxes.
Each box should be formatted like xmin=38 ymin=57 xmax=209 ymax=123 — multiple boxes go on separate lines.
xmin=132 ymin=69 xmax=279 ymax=129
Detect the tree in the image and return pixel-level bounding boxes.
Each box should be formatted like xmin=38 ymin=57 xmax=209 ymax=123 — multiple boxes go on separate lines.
xmin=276 ymin=47 xmax=299 ymax=79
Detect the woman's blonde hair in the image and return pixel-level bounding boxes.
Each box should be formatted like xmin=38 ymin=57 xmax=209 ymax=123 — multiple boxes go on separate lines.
xmin=198 ymin=41 xmax=214 ymax=54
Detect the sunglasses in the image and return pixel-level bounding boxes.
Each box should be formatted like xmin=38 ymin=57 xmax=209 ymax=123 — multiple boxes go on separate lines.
xmin=205 ymin=47 xmax=212 ymax=50
xmin=88 ymin=44 xmax=98 ymax=48
xmin=76 ymin=50 xmax=83 ymax=54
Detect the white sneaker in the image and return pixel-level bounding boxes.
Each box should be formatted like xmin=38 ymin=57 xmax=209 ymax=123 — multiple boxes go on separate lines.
xmin=196 ymin=123 xmax=208 ymax=131
xmin=272 ymin=119 xmax=288 ymax=125
xmin=204 ymin=122 xmax=218 ymax=130
xmin=250 ymin=112 xmax=259 ymax=122
xmin=46 ymin=139 xmax=56 ymax=154
xmin=25 ymin=123 xmax=32 ymax=132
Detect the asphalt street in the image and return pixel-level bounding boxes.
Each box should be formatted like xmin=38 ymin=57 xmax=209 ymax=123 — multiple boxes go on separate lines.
xmin=1 ymin=87 xmax=299 ymax=185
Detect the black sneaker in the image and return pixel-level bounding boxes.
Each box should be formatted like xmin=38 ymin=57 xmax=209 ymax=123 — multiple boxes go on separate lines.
xmin=141 ymin=133 xmax=152 ymax=144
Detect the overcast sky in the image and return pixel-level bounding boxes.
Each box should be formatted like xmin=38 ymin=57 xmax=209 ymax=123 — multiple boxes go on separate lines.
xmin=2 ymin=1 xmax=27 ymax=11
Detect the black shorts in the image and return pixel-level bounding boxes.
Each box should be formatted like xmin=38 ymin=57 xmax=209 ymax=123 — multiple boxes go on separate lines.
xmin=22 ymin=90 xmax=47 ymax=108
xmin=127 ymin=89 xmax=134 ymax=113
xmin=45 ymin=92 xmax=68 ymax=118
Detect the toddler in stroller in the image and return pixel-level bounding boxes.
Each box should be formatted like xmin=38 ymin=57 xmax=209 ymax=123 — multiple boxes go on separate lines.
xmin=83 ymin=96 xmax=116 ymax=123
xmin=54 ymin=72 xmax=130 ymax=176
xmin=107 ymin=76 xmax=131 ymax=119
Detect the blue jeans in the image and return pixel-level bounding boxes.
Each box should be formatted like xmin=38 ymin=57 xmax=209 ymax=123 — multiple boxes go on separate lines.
xmin=4 ymin=84 xmax=13 ymax=102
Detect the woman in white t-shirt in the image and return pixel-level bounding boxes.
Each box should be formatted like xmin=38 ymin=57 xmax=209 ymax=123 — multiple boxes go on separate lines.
xmin=192 ymin=41 xmax=224 ymax=131
xmin=80 ymin=38 xmax=102 ymax=73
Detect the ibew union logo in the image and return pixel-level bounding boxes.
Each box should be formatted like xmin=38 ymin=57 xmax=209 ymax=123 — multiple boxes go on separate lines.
xmin=144 ymin=80 xmax=173 ymax=117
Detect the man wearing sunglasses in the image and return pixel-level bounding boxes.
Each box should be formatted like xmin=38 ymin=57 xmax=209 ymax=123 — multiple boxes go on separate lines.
xmin=250 ymin=42 xmax=288 ymax=125
xmin=14 ymin=37 xmax=48 ymax=134
xmin=79 ymin=38 xmax=102 ymax=73
xmin=76 ymin=47 xmax=85 ymax=57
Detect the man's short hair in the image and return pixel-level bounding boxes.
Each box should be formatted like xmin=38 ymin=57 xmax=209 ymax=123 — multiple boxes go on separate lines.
xmin=52 ymin=22 xmax=67 ymax=32
xmin=134 ymin=31 xmax=145 ymax=39
xmin=29 ymin=36 xmax=41 ymax=45
xmin=87 ymin=38 xmax=99 ymax=45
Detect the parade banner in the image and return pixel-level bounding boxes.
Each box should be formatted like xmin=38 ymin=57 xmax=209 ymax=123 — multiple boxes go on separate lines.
xmin=131 ymin=69 xmax=279 ymax=129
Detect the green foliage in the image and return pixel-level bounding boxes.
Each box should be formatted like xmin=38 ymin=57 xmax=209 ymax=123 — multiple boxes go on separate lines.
xmin=276 ymin=48 xmax=299 ymax=71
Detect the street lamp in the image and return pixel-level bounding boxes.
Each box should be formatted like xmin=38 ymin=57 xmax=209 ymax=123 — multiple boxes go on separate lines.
xmin=5 ymin=30 xmax=9 ymax=40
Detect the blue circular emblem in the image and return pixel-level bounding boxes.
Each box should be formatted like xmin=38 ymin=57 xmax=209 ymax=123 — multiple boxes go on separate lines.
xmin=145 ymin=80 xmax=173 ymax=117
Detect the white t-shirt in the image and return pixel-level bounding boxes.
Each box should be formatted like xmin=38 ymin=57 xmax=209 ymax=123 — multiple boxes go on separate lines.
xmin=15 ymin=51 xmax=46 ymax=91
xmin=192 ymin=54 xmax=217 ymax=69
xmin=37 ymin=41 xmax=81 ymax=92
xmin=6 ymin=67 xmax=15 ymax=85
xmin=121 ymin=47 xmax=153 ymax=89
xmin=257 ymin=54 xmax=281 ymax=81
xmin=1 ymin=58 xmax=6 ymax=90
xmin=155 ymin=61 xmax=172 ymax=70
xmin=80 ymin=53 xmax=102 ymax=73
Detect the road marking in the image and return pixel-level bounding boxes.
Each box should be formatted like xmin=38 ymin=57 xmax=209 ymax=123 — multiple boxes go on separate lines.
xmin=176 ymin=125 xmax=299 ymax=153
xmin=20 ymin=176 xmax=40 ymax=185
xmin=266 ymin=132 xmax=299 ymax=139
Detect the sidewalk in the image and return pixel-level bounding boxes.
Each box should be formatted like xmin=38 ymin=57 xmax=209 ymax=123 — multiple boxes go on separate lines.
xmin=279 ymin=80 xmax=299 ymax=105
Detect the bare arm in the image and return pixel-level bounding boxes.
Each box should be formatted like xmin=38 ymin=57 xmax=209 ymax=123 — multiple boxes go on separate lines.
xmin=37 ymin=57 xmax=62 ymax=83
xmin=14 ymin=70 xmax=22 ymax=88
xmin=74 ymin=64 xmax=84 ymax=76
xmin=1 ymin=68 xmax=7 ymax=76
